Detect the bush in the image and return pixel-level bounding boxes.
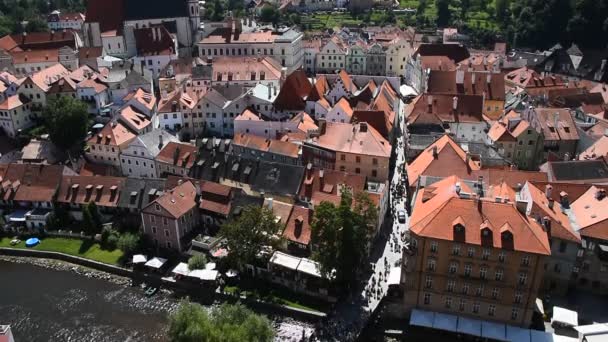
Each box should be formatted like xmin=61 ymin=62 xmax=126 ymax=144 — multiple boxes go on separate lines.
xmin=188 ymin=254 xmax=207 ymax=270
xmin=117 ymin=232 xmax=140 ymax=255
xmin=102 ymin=229 xmax=120 ymax=250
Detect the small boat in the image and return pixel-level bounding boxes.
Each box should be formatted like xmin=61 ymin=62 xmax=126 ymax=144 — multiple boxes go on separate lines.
xmin=144 ymin=287 xmax=158 ymax=297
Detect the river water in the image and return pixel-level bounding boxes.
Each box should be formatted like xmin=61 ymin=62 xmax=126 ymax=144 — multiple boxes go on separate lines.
xmin=0 ymin=261 xmax=315 ymax=342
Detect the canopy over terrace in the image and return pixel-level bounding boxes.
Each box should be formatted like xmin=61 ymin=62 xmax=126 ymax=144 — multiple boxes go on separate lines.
xmin=409 ymin=309 xmax=555 ymax=341
xmin=144 ymin=257 xmax=167 ymax=269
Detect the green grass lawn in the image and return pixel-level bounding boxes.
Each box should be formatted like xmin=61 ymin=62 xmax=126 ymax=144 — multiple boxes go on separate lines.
xmin=224 ymin=284 xmax=329 ymax=313
xmin=0 ymin=236 xmax=124 ymax=265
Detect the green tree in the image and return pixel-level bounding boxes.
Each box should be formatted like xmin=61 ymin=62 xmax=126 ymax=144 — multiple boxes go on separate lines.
xmin=188 ymin=254 xmax=208 ymax=270
xmin=42 ymin=96 xmax=89 ymax=150
xmin=260 ymin=6 xmax=279 ymax=25
xmin=169 ymin=301 xmax=274 ymax=342
xmin=495 ymin=0 xmax=509 ymax=24
xmin=219 ymin=205 xmax=282 ymax=268
xmin=82 ymin=202 xmax=100 ymax=236
xmin=435 ymin=0 xmax=451 ymax=27
xmin=25 ymin=17 xmax=48 ymax=32
xmin=311 ymin=189 xmax=376 ymax=291
xmin=117 ymin=232 xmax=140 ymax=254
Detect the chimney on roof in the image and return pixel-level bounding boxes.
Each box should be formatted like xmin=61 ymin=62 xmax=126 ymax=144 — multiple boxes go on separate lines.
xmin=548 ymin=197 xmax=555 ymax=210
xmin=158 ymin=134 xmax=164 ymax=148
xmin=486 ymin=73 xmax=492 ymax=85
xmin=267 ymin=83 xmax=271 ymax=99
xmin=294 ymin=215 xmax=304 ymax=238
xmin=465 ymin=152 xmax=471 ymax=172
xmin=596 ymin=188 xmax=607 ymax=201
xmin=452 ymin=96 xmax=458 ymax=111
xmin=564 ymin=152 xmax=570 ymax=161
xmin=545 ymin=184 xmax=553 ymax=199
xmin=151 ymin=27 xmax=157 ymax=42
xmin=476 ymin=176 xmax=484 ymax=197
xmin=559 ymin=191 xmax=570 ymax=209
xmin=455 ymin=182 xmax=461 ymax=194
xmin=359 ymin=122 xmax=367 ymax=133
xmin=432 ymin=145 xmax=438 ymax=159
xmin=319 ymin=169 xmax=324 ymax=190
xmin=542 ymin=216 xmax=552 ymax=239
xmin=456 ymin=70 xmax=464 ymax=85
xmin=427 ymin=95 xmax=433 ymax=113
xmin=173 ymin=146 xmax=181 ymax=165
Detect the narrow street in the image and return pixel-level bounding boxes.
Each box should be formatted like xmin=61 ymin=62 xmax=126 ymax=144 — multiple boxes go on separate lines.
xmin=313 ymin=102 xmax=410 ymax=341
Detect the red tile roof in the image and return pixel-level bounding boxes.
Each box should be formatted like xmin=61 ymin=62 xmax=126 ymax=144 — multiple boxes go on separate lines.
xmin=233 ymin=133 xmax=300 ymax=158
xmin=580 ymin=136 xmax=608 ymax=161
xmin=274 ymin=70 xmax=312 ymax=111
xmin=134 ymin=25 xmax=175 ymax=56
xmin=156 ymin=142 xmax=198 ymax=169
xmin=57 ymin=175 xmax=126 ymax=207
xmin=521 ymin=182 xmax=581 ymax=243
xmin=299 ymin=167 xmax=367 ymax=204
xmin=0 ymin=164 xmax=66 ymax=202
xmin=87 ymin=121 xmax=136 ymax=148
xmin=313 ymin=122 xmax=391 ymax=158
xmin=144 ymin=180 xmax=197 ymax=219
xmin=283 ymin=205 xmax=312 ymax=246
xmin=407 ymin=134 xmax=481 ymax=187
xmin=85 ymin=0 xmax=125 ymax=33
xmin=571 ymin=186 xmax=608 ymax=240
xmin=406 ymin=94 xmax=484 ymax=126
xmin=427 ymin=70 xmax=506 ymax=101
xmin=532 ymin=108 xmax=580 ymax=142
xmin=410 ymin=176 xmax=551 ymax=255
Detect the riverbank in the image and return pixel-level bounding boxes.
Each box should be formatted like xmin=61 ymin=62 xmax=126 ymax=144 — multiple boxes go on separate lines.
xmin=0 ymin=259 xmax=316 ymax=341
xmin=0 ymin=255 xmax=132 ymax=286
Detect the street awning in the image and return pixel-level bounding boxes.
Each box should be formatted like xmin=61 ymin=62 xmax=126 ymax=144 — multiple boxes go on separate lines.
xmin=457 ymin=316 xmax=481 ymax=337
xmin=8 ymin=209 xmax=28 ymax=222
xmin=172 ymin=262 xmax=189 ymax=276
xmin=598 ymin=244 xmax=608 ymax=252
xmin=552 ymin=306 xmax=578 ymax=327
xmin=530 ymin=329 xmax=553 ymax=342
xmin=409 ymin=309 xmax=434 ymax=328
xmin=297 ymin=258 xmax=322 ymax=278
xmin=132 ymin=254 xmax=147 ymax=264
xmin=145 ymin=257 xmax=167 ymax=269
xmin=433 ymin=312 xmax=457 ymax=332
xmin=506 ymin=325 xmax=530 ymax=342
xmin=481 ymin=321 xmax=507 ymax=341
xmin=189 ymin=269 xmax=218 ymax=281
xmin=270 ymin=251 xmax=300 ymax=270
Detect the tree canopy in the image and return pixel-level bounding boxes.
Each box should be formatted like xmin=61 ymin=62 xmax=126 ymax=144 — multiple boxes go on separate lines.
xmin=42 ymin=96 xmax=89 ymax=150
xmin=219 ymin=205 xmax=282 ymax=268
xmin=188 ymin=254 xmax=208 ymax=270
xmin=168 ymin=301 xmax=274 ymax=342
xmin=311 ymin=190 xmax=377 ymax=291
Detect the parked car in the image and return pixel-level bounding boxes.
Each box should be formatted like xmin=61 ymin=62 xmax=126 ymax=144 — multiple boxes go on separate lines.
xmin=397 ymin=210 xmax=406 ymax=223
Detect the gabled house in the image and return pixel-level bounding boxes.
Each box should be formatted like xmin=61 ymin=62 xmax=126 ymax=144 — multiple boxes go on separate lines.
xmin=86 ymin=121 xmax=136 ymax=167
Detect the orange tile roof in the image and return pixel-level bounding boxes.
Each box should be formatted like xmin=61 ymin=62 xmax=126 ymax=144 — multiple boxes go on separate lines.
xmin=406 ymin=94 xmax=484 ymax=125
xmin=233 ymin=133 xmax=300 ymax=158
xmin=407 ymin=134 xmax=481 ymax=186
xmin=314 ymin=122 xmax=391 ymax=158
xmin=522 ymin=182 xmax=581 ymax=243
xmin=77 ymin=78 xmax=107 ymax=94
xmin=333 ymin=97 xmax=354 ymax=119
xmin=87 ymin=121 xmax=136 ymax=148
xmin=125 ymin=88 xmax=156 ymax=111
xmin=427 ymin=70 xmax=506 ymax=101
xmin=119 ymin=106 xmax=151 ymax=131
xmin=505 ymin=67 xmax=566 ymax=92
xmin=337 ymin=70 xmax=356 ymax=93
xmin=420 ymin=56 xmax=457 ymax=71
xmin=580 ymin=136 xmax=608 ymax=161
xmin=283 ymin=205 xmax=312 ymax=246
xmin=10 ymin=49 xmax=59 ymax=64
xmin=274 ymin=70 xmax=312 ymax=111
xmin=571 ymin=186 xmax=608 ymax=240
xmin=291 ymin=111 xmax=318 ymax=133
xmin=0 ymin=164 xmax=66 ymax=203
xmin=0 ymin=94 xmax=25 ymax=110
xmin=529 ymin=181 xmax=594 ymax=202
xmin=156 ymin=142 xmax=198 ymax=169
xmin=212 ymin=56 xmax=282 ymax=81
xmin=29 ymin=63 xmax=69 ymax=91
xmin=410 ymin=176 xmax=551 ymax=255
xmin=532 ymin=108 xmax=580 ymax=142
xmin=234 ymin=108 xmax=262 ymax=121
xmin=299 ymin=167 xmax=367 ymax=203
xmin=146 ymin=181 xmax=197 ymax=219
xmin=307 ymin=75 xmax=329 ymax=102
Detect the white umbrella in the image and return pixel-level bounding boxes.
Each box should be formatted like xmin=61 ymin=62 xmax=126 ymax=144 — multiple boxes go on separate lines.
xmin=132 ymin=254 xmax=147 ymax=264
xmin=145 ymin=257 xmax=167 ymax=269
xmin=225 ymin=269 xmax=238 ymax=277
xmin=172 ymin=262 xmax=190 ymax=276
xmin=205 ymin=262 xmax=216 ymax=270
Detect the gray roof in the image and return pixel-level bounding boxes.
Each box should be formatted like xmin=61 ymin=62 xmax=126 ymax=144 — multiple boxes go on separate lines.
xmin=137 ymin=129 xmax=180 ymax=157
xmin=118 ymin=178 xmax=167 ymax=210
xmin=549 ymin=160 xmax=608 ymax=182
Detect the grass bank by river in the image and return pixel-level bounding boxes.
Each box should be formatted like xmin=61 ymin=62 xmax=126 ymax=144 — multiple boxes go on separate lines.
xmin=0 ymin=237 xmax=123 ymax=265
